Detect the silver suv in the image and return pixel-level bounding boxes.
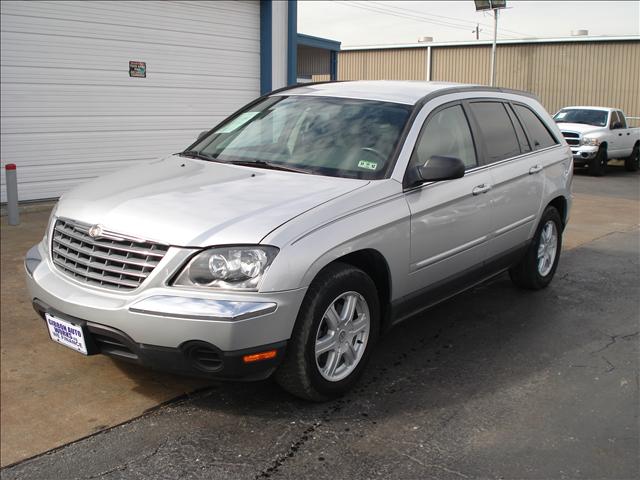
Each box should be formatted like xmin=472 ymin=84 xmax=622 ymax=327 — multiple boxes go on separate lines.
xmin=25 ymin=81 xmax=573 ymax=401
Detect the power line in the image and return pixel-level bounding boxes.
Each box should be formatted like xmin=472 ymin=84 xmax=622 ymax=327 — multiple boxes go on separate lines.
xmin=340 ymin=1 xmax=486 ymax=34
xmin=367 ymin=0 xmax=532 ymax=37
xmin=358 ymin=0 xmax=531 ymax=39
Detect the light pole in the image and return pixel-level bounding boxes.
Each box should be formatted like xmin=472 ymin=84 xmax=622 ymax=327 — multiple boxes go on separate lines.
xmin=490 ymin=8 xmax=498 ymax=86
xmin=474 ymin=0 xmax=507 ymax=87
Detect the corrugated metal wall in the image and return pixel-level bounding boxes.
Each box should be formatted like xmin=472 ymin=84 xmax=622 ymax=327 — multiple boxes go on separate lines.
xmin=298 ymin=45 xmax=330 ymax=77
xmin=339 ymin=41 xmax=640 ymax=117
xmin=0 ymin=0 xmax=261 ymax=202
xmin=338 ymin=48 xmax=427 ymax=80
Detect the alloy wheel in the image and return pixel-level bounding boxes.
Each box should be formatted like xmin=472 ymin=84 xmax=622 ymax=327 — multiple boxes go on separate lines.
xmin=537 ymin=220 xmax=558 ymax=277
xmin=314 ymin=291 xmax=370 ymax=382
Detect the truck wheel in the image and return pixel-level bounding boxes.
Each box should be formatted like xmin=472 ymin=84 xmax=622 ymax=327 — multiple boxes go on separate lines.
xmin=275 ymin=263 xmax=380 ymax=401
xmin=588 ymin=146 xmax=607 ymax=177
xmin=509 ymin=206 xmax=563 ymax=290
xmin=624 ymin=144 xmax=639 ymax=172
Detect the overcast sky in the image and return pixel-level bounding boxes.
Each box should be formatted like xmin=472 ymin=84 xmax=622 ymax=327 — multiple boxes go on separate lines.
xmin=298 ymin=1 xmax=640 ymax=46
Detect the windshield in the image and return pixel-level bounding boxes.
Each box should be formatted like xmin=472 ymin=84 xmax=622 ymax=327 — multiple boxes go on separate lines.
xmin=553 ymin=109 xmax=608 ymax=127
xmin=189 ymin=95 xmax=412 ymax=179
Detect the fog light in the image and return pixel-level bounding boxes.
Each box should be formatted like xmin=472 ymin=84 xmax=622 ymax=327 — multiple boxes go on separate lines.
xmin=243 ymin=350 xmax=277 ymax=363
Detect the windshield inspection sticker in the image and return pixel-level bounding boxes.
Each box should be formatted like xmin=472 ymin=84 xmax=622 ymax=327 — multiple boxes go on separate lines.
xmin=358 ymin=160 xmax=378 ymax=170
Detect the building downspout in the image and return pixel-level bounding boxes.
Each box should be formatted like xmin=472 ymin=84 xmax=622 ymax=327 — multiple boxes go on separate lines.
xmin=286 ymin=0 xmax=297 ymax=86
xmin=426 ymin=45 xmax=432 ymax=81
xmin=259 ymin=0 xmax=272 ymax=94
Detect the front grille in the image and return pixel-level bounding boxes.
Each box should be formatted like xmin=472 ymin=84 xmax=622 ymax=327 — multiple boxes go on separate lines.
xmin=51 ymin=218 xmax=169 ymax=291
xmin=561 ymin=131 xmax=580 ymax=146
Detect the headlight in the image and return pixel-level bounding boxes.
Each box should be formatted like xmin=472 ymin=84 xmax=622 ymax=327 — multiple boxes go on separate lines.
xmin=172 ymin=246 xmax=279 ymax=290
xmin=582 ymin=137 xmax=600 ymax=146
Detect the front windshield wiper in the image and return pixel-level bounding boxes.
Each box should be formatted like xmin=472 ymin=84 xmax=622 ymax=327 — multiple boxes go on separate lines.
xmin=227 ymin=159 xmax=311 ymax=174
xmin=178 ymin=150 xmax=214 ymax=161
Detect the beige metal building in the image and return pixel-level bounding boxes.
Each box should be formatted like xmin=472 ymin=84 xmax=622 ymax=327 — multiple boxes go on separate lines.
xmin=338 ymin=36 xmax=640 ymax=121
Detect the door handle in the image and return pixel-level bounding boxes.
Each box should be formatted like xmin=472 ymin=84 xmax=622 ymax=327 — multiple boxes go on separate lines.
xmin=529 ymin=164 xmax=543 ymax=174
xmin=618 ymin=133 xmax=623 ymax=136
xmin=472 ymin=184 xmax=492 ymax=195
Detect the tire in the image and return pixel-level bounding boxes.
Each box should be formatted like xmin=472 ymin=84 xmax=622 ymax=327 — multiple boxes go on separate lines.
xmin=624 ymin=143 xmax=639 ymax=172
xmin=509 ymin=206 xmax=563 ymax=290
xmin=588 ymin=146 xmax=607 ymax=177
xmin=275 ymin=263 xmax=380 ymax=401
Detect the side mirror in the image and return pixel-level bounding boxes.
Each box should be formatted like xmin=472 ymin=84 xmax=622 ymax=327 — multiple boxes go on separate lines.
xmin=417 ymin=155 xmax=466 ymax=182
xmin=197 ymin=130 xmax=209 ymax=140
xmin=405 ymin=155 xmax=466 ymax=188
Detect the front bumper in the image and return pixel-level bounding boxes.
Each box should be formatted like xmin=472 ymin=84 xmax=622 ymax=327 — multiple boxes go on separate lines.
xmin=570 ymin=145 xmax=599 ymax=165
xmin=25 ymin=242 xmax=307 ymax=378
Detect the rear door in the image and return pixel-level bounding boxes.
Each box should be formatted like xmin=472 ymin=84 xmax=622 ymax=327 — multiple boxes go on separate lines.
xmin=611 ymin=111 xmax=636 ymax=156
xmin=609 ymin=111 xmax=625 ymax=156
xmin=404 ymin=102 xmax=493 ymax=294
xmin=466 ymin=101 xmax=549 ymax=262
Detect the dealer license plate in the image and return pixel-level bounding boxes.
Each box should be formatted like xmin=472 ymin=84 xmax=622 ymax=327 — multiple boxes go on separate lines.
xmin=45 ymin=313 xmax=88 ymax=355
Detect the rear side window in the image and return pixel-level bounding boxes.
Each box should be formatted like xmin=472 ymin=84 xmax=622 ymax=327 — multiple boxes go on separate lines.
xmin=468 ymin=102 xmax=521 ymax=163
xmin=513 ymin=104 xmax=558 ymax=149
xmin=410 ymin=104 xmax=477 ymax=170
xmin=506 ymin=104 xmax=532 ymax=153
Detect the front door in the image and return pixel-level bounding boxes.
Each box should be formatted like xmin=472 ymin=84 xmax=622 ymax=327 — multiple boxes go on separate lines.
xmin=404 ymin=103 xmax=493 ymax=295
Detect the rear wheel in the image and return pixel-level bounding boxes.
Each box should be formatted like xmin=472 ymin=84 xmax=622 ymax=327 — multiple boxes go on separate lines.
xmin=588 ymin=146 xmax=607 ymax=176
xmin=275 ymin=263 xmax=380 ymax=401
xmin=624 ymin=143 xmax=639 ymax=172
xmin=509 ymin=206 xmax=563 ymax=290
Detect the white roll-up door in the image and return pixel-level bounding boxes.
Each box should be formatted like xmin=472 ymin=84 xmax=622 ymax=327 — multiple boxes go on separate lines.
xmin=0 ymin=0 xmax=260 ymax=201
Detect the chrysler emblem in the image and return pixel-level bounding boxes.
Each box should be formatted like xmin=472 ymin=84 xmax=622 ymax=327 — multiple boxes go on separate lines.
xmin=88 ymin=224 xmax=104 ymax=238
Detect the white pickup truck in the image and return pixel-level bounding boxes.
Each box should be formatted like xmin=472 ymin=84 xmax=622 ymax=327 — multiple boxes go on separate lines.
xmin=553 ymin=106 xmax=639 ymax=176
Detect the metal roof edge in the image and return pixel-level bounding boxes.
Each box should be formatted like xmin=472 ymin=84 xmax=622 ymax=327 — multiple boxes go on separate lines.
xmin=342 ymin=35 xmax=640 ymax=51
xmin=297 ymin=33 xmax=342 ymax=51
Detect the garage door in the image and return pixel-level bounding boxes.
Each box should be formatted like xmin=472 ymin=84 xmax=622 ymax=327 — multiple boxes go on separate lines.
xmin=0 ymin=0 xmax=260 ymax=202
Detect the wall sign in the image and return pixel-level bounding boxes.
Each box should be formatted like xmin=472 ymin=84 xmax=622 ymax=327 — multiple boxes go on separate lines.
xmin=129 ymin=61 xmax=146 ymax=78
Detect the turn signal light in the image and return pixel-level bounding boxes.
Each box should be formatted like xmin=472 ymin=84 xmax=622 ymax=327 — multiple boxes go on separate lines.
xmin=243 ymin=350 xmax=277 ymax=363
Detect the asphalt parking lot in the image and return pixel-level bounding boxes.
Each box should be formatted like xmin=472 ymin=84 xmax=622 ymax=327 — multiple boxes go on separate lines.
xmin=1 ymin=164 xmax=638 ymax=479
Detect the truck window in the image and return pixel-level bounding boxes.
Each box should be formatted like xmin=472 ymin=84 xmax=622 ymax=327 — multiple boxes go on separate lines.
xmin=616 ymin=111 xmax=627 ymax=129
xmin=468 ymin=102 xmax=521 ymax=163
xmin=513 ymin=104 xmax=558 ymax=150
xmin=610 ymin=111 xmax=618 ymax=129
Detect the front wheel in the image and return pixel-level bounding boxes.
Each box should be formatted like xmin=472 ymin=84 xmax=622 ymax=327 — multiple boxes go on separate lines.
xmin=624 ymin=144 xmax=639 ymax=172
xmin=275 ymin=263 xmax=380 ymax=401
xmin=588 ymin=146 xmax=607 ymax=176
xmin=509 ymin=206 xmax=563 ymax=290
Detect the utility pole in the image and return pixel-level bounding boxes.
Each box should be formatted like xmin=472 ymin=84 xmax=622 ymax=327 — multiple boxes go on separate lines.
xmin=472 ymin=23 xmax=482 ymax=40
xmin=490 ymin=8 xmax=498 ymax=86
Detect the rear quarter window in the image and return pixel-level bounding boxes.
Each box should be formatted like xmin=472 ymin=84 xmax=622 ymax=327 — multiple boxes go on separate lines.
xmin=513 ymin=104 xmax=558 ymax=150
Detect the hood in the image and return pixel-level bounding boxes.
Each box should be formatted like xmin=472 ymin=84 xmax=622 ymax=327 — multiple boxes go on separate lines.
xmin=57 ymin=156 xmax=368 ymax=246
xmin=555 ymin=122 xmax=603 ymax=135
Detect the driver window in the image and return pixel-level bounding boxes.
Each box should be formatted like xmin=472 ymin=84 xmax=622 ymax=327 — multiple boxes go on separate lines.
xmin=610 ymin=111 xmax=621 ymax=129
xmin=410 ymin=105 xmax=477 ymax=170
